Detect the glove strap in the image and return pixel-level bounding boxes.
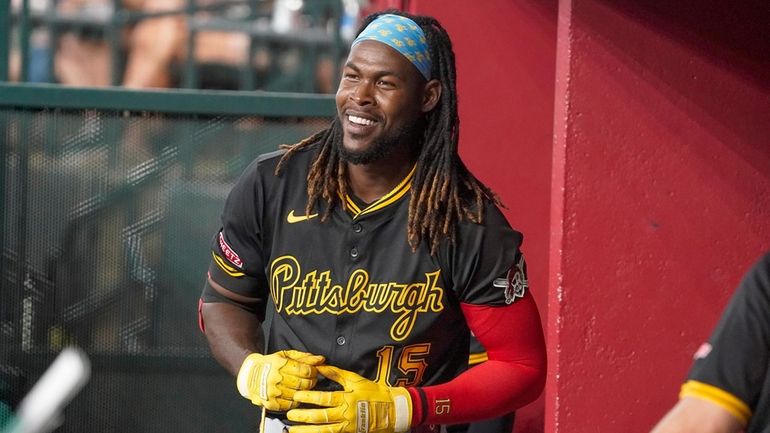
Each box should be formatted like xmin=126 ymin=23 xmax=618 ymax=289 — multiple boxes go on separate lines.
xmin=236 ymin=353 xmax=269 ymax=400
xmin=389 ymin=387 xmax=413 ymax=433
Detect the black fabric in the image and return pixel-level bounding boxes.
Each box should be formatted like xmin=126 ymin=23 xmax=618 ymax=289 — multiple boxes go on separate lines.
xmin=687 ymin=252 xmax=770 ymax=433
xmin=200 ymin=276 xmax=265 ymax=321
xmin=203 ymin=144 xmax=526 ymax=425
xmin=466 ymin=412 xmax=515 ymax=433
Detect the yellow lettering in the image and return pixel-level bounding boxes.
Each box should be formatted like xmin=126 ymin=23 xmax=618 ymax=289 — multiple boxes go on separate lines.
xmin=318 ymin=271 xmax=339 ymax=310
xmin=268 ymin=257 xmax=445 ymax=341
xmin=364 ymin=283 xmax=397 ymax=313
xmin=346 ymin=269 xmax=369 ymax=311
xmin=391 ymin=283 xmax=423 ymax=341
xmin=270 ymin=256 xmax=300 ymax=312
xmin=423 ymin=270 xmax=445 ymax=312
xmin=304 ymin=271 xmax=319 ymax=309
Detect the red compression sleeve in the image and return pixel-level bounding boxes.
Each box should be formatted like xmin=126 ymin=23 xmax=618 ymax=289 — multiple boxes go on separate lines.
xmin=408 ymin=293 xmax=547 ymax=426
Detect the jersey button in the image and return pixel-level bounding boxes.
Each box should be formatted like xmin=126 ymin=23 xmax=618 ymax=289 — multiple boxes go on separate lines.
xmin=336 ymin=336 xmax=346 ymax=346
xmin=353 ymin=224 xmax=363 ymax=233
xmin=350 ymin=247 xmax=359 ymax=259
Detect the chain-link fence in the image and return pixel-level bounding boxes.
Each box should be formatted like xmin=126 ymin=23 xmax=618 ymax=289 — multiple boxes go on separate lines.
xmin=0 ymin=88 xmax=333 ymax=432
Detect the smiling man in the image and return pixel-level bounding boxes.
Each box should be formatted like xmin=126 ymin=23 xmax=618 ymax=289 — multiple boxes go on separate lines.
xmin=199 ymin=11 xmax=546 ymax=433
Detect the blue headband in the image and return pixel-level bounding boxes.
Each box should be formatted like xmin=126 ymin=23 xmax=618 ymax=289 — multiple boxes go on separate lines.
xmin=352 ymin=14 xmax=432 ymax=80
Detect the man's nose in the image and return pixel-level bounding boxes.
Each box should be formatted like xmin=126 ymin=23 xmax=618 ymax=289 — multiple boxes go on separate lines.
xmin=350 ymin=82 xmax=374 ymax=105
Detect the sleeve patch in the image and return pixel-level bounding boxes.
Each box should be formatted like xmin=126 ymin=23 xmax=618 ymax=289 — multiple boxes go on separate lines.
xmin=212 ymin=252 xmax=246 ymax=277
xmin=693 ymin=342 xmax=713 ymax=360
xmin=493 ymin=254 xmax=528 ymax=304
xmin=218 ymin=232 xmax=244 ymax=268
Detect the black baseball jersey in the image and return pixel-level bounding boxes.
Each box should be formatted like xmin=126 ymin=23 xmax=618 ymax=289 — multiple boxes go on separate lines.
xmin=206 ymin=145 xmax=527 ymax=415
xmin=681 ymin=252 xmax=770 ymax=432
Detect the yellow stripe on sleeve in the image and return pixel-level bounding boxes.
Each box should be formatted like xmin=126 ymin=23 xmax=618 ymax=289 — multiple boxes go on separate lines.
xmin=212 ymin=252 xmax=246 ymax=277
xmin=468 ymin=352 xmax=488 ymax=366
xmin=679 ymin=380 xmax=751 ymax=427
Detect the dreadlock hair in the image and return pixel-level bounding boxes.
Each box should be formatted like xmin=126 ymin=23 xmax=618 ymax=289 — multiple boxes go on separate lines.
xmin=274 ymin=10 xmax=501 ymax=255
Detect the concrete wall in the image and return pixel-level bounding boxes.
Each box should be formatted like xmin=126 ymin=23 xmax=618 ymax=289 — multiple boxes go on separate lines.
xmin=548 ymin=1 xmax=770 ymax=431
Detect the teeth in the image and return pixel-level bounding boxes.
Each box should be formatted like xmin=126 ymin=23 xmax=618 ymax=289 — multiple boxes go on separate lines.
xmin=348 ymin=115 xmax=375 ymax=126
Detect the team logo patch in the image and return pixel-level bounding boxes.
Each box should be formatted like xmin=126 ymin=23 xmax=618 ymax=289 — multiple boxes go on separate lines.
xmin=493 ymin=254 xmax=528 ymax=304
xmin=218 ymin=232 xmax=243 ymax=268
xmin=693 ymin=342 xmax=712 ymax=360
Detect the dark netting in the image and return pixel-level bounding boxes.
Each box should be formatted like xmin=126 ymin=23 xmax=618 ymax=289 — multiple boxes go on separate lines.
xmin=0 ymin=107 xmax=329 ymax=432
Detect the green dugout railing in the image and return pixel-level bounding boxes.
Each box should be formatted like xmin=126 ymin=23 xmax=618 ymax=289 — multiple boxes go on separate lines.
xmin=0 ymin=82 xmax=336 ymax=116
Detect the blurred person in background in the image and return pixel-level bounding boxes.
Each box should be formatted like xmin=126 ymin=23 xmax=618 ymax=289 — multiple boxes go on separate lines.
xmin=9 ymin=0 xmax=53 ymax=83
xmin=10 ymin=0 xmax=360 ymax=92
xmin=9 ymin=0 xmax=187 ymax=87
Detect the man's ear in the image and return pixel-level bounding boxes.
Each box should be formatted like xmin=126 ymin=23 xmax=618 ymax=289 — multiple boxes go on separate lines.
xmin=421 ymin=79 xmax=442 ymax=113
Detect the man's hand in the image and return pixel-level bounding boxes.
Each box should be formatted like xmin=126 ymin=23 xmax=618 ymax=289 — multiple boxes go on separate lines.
xmin=236 ymin=350 xmax=325 ymax=411
xmin=286 ymin=365 xmax=412 ymax=433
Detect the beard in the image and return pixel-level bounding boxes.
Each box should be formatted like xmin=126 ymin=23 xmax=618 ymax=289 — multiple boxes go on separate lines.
xmin=337 ymin=121 xmax=421 ymax=165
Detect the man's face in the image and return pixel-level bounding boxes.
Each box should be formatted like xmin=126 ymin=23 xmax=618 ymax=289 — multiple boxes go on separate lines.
xmin=335 ymin=40 xmax=428 ymax=165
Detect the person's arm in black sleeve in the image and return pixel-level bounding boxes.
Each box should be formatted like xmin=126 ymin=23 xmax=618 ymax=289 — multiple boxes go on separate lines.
xmin=199 ymin=158 xmax=270 ymax=374
xmin=651 ymin=252 xmax=770 ymax=433
xmin=199 ymin=158 xmax=324 ymax=411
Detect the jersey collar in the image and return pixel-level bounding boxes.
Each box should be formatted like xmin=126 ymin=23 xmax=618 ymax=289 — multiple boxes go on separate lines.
xmin=342 ymin=164 xmax=416 ymax=219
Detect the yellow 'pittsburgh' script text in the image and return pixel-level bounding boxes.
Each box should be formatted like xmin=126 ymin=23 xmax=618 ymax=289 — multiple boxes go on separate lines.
xmin=269 ymin=255 xmax=445 ymax=341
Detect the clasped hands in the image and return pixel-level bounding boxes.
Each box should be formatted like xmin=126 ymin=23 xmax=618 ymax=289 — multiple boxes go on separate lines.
xmin=237 ymin=350 xmax=412 ymax=433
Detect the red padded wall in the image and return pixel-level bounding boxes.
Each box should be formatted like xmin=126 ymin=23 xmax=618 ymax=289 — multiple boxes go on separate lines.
xmin=547 ymin=1 xmax=770 ymax=432
xmin=409 ymin=1 xmax=558 ymax=432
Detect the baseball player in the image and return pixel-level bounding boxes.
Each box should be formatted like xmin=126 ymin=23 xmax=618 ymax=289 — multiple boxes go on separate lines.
xmin=199 ymin=10 xmax=546 ymax=433
xmin=651 ymin=251 xmax=770 ymax=433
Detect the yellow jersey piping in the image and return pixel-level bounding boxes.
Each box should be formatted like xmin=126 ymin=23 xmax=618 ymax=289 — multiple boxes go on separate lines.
xmin=679 ymin=380 xmax=751 ymax=427
xmin=468 ymin=352 xmax=489 ymax=366
xmin=343 ymin=164 xmax=416 ymax=219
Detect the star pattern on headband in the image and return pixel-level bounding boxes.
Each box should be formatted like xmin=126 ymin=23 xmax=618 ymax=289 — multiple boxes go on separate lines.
xmin=353 ymin=14 xmax=432 ymax=80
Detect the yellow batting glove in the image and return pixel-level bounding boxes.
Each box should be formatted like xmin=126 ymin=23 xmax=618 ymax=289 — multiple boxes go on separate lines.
xmin=286 ymin=365 xmax=412 ymax=433
xmin=236 ymin=350 xmax=325 ymax=412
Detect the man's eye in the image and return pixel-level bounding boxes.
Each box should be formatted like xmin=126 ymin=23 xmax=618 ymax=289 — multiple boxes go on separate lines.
xmin=377 ymin=80 xmax=394 ymax=87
